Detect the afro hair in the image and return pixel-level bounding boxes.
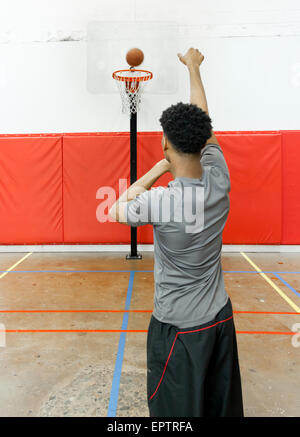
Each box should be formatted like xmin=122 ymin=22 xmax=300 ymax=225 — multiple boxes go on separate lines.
xmin=159 ymin=102 xmax=212 ymax=154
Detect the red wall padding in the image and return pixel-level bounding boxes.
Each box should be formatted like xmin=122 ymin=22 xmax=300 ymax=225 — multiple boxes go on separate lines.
xmin=63 ymin=134 xmax=131 ymax=243
xmin=135 ymin=132 xmax=283 ymax=244
xmin=220 ymin=132 xmax=282 ymax=244
xmin=281 ymin=131 xmax=300 ymax=244
xmin=0 ymin=131 xmax=299 ymax=245
xmin=0 ymin=136 xmax=63 ymax=244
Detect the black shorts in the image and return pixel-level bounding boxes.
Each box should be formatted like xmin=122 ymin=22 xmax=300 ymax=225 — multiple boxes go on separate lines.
xmin=147 ymin=298 xmax=244 ymax=417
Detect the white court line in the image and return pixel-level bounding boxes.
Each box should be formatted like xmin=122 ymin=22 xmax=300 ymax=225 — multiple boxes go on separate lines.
xmin=0 ymin=245 xmax=300 ymax=253
xmin=0 ymin=252 xmax=33 ymax=279
xmin=240 ymin=252 xmax=300 ymax=313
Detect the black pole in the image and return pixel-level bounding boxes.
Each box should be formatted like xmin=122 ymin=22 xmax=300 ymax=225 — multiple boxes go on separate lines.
xmin=126 ymin=110 xmax=142 ymax=260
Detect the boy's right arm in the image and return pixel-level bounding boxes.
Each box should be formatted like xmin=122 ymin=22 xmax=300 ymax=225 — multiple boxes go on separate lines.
xmin=178 ymin=48 xmax=230 ymax=185
xmin=177 ymin=48 xmax=219 ymax=146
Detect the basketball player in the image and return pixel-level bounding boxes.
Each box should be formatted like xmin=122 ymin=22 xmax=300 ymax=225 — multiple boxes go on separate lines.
xmin=109 ymin=48 xmax=243 ymax=417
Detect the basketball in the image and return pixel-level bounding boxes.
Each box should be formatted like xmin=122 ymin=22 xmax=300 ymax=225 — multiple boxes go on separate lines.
xmin=126 ymin=48 xmax=144 ymax=67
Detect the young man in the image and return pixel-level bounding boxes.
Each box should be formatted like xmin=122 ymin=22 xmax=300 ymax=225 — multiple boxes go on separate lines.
xmin=109 ymin=48 xmax=243 ymax=417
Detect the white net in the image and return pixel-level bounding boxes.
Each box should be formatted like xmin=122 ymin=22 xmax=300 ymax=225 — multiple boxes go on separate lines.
xmin=113 ymin=70 xmax=152 ymax=114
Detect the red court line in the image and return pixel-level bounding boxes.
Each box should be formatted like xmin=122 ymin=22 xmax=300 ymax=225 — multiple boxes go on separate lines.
xmin=1 ymin=329 xmax=148 ymax=333
xmin=0 ymin=310 xmax=149 ymax=313
xmin=0 ymin=329 xmax=294 ymax=335
xmin=236 ymin=331 xmax=293 ymax=335
xmin=234 ymin=311 xmax=299 ymax=315
xmin=0 ymin=310 xmax=299 ymax=314
xmin=0 ymin=310 xmax=152 ymax=313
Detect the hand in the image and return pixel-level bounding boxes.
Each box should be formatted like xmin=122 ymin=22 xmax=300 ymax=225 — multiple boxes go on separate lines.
xmin=177 ymin=48 xmax=204 ymax=69
xmin=155 ymin=158 xmax=171 ymax=174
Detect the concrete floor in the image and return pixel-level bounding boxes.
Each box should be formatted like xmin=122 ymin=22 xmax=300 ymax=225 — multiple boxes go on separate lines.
xmin=0 ymin=251 xmax=299 ymax=417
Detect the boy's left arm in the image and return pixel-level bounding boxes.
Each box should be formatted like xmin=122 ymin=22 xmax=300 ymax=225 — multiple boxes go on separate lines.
xmin=109 ymin=159 xmax=170 ymax=224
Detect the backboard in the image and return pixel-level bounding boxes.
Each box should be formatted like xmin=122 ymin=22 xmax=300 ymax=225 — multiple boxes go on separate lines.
xmin=87 ymin=21 xmax=179 ymax=95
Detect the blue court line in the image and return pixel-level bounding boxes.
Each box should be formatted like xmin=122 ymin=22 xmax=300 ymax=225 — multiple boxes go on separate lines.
xmin=107 ymin=271 xmax=135 ymax=417
xmin=1 ymin=269 xmax=300 ymax=274
xmin=272 ymin=272 xmax=300 ymax=299
xmin=264 ymin=272 xmax=300 ymax=274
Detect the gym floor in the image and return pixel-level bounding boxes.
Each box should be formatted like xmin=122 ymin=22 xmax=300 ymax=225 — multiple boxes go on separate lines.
xmin=0 ymin=251 xmax=299 ymax=417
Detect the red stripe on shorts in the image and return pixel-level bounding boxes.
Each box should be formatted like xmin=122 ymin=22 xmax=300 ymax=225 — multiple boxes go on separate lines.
xmin=149 ymin=315 xmax=233 ymax=401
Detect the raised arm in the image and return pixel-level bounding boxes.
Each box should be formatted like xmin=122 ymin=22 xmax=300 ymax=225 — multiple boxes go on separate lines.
xmin=177 ymin=48 xmax=218 ymax=146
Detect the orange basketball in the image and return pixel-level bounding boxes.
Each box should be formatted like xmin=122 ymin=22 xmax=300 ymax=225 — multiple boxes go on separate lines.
xmin=126 ymin=48 xmax=144 ymax=67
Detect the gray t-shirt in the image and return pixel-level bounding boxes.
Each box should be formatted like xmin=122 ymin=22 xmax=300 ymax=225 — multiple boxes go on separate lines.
xmin=124 ymin=143 xmax=231 ymax=328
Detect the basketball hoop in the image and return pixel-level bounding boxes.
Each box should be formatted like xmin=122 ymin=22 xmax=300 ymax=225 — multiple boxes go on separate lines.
xmin=112 ymin=69 xmax=153 ymax=114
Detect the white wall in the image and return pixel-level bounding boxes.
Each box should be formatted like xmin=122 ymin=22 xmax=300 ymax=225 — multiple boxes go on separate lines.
xmin=0 ymin=0 xmax=300 ymax=133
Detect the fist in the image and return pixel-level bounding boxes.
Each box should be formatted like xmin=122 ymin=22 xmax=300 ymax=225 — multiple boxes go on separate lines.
xmin=177 ymin=48 xmax=204 ymax=68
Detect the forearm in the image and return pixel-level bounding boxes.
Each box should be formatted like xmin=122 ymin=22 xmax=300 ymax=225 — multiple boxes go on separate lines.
xmin=189 ymin=64 xmax=218 ymax=145
xmin=178 ymin=47 xmax=219 ymax=146
xmin=109 ymin=160 xmax=169 ymax=222
xmin=118 ymin=162 xmax=167 ymax=203
xmin=188 ymin=65 xmax=209 ymax=114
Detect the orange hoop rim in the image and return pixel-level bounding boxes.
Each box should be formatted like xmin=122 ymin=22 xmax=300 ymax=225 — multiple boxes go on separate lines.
xmin=112 ymin=69 xmax=153 ymax=83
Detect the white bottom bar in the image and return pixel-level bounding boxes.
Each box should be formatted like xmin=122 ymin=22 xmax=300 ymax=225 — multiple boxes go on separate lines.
xmin=0 ymin=244 xmax=299 ymax=253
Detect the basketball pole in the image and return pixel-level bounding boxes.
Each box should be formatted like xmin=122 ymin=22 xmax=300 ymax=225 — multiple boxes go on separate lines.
xmin=112 ymin=67 xmax=152 ymax=260
xmin=126 ymin=110 xmax=142 ymax=260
